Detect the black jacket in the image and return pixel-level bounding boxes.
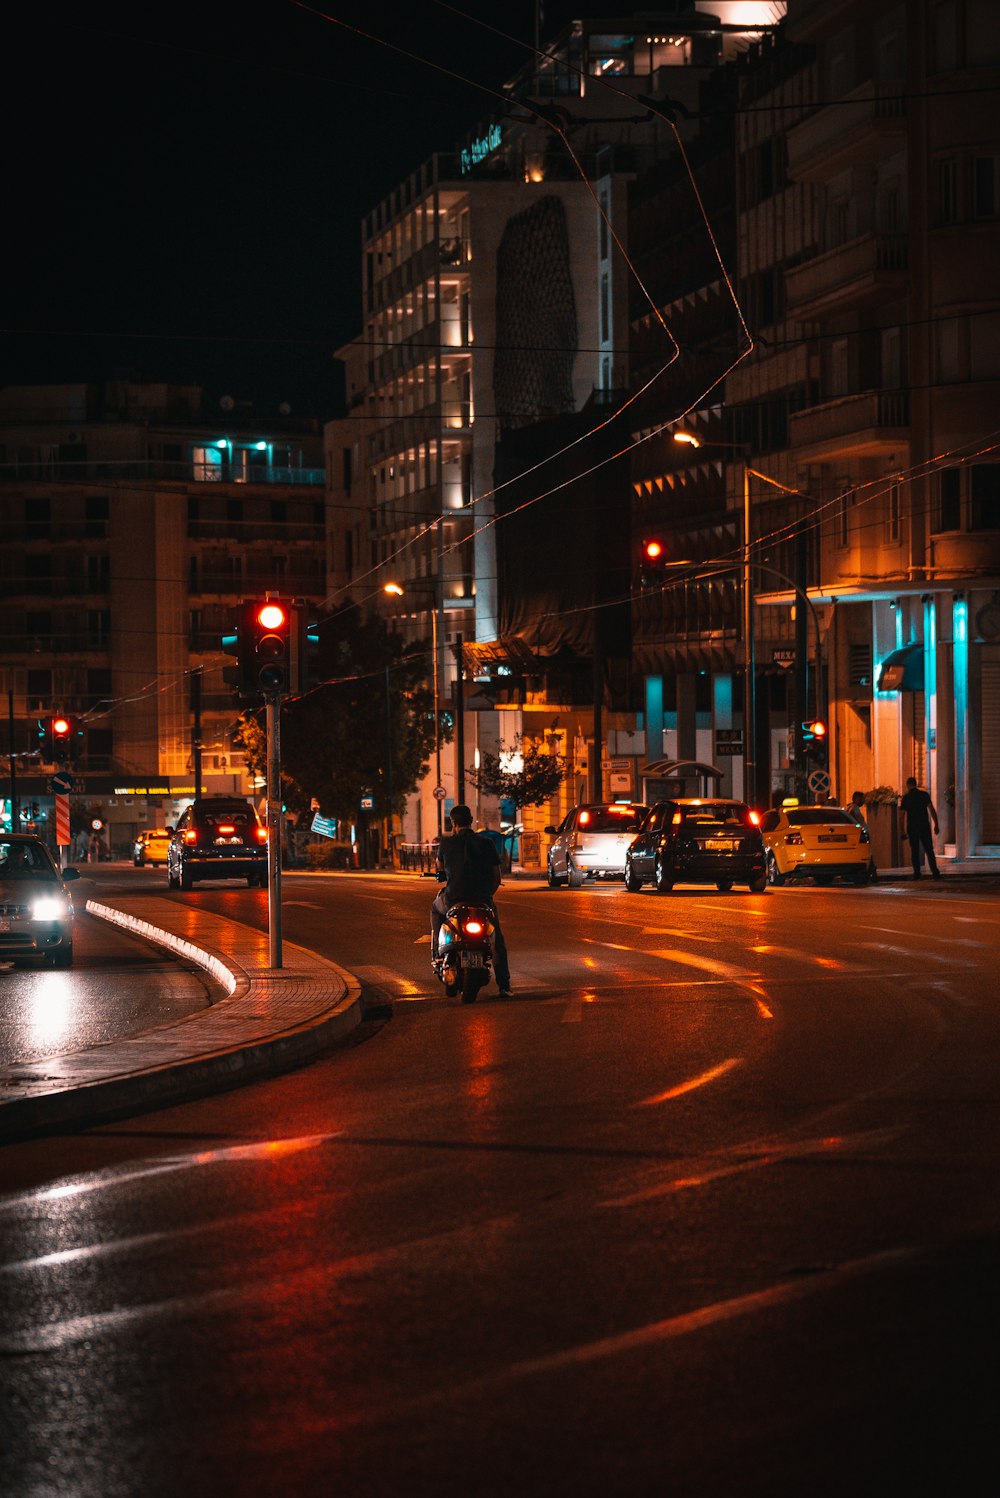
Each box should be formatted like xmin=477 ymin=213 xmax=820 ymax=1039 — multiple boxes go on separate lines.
xmin=437 ymin=828 xmax=502 ymax=904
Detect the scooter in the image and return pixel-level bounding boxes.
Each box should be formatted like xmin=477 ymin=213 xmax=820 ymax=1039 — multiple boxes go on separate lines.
xmin=432 ymin=899 xmax=495 ymax=1003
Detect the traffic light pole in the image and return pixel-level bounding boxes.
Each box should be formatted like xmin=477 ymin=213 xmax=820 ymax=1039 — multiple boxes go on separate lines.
xmin=265 ymin=693 xmax=283 ymax=969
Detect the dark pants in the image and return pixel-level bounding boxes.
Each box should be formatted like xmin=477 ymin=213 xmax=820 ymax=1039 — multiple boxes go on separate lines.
xmin=908 ymin=827 xmax=939 ymax=877
xmin=431 ymin=891 xmax=510 ymax=988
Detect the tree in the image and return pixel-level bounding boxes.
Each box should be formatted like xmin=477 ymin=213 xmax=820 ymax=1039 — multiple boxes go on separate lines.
xmin=466 ymin=728 xmax=566 ymax=811
xmin=234 ymin=605 xmax=448 ymax=827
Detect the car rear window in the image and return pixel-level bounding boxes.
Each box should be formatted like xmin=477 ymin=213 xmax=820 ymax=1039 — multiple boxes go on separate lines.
xmin=577 ymin=805 xmax=647 ymax=833
xmin=678 ymin=804 xmax=751 ymax=830
xmin=785 ymin=808 xmax=853 ymax=826
xmin=199 ymin=808 xmax=256 ymax=831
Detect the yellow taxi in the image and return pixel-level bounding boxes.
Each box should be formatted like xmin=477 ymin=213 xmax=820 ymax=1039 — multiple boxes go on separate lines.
xmin=759 ymin=799 xmax=873 ymax=887
xmin=133 ymin=828 xmax=173 ymax=867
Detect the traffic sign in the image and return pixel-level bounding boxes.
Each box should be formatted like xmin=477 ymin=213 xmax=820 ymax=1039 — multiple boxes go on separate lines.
xmin=51 ymin=770 xmax=74 ymax=793
xmin=807 ymin=769 xmax=831 ymax=798
xmin=715 ymin=729 xmax=743 ymax=756
xmin=433 ymin=785 xmax=447 ymax=800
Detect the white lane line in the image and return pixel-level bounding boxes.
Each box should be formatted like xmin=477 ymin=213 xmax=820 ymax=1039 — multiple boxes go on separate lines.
xmin=0 ymin=1134 xmax=341 ymax=1216
xmin=601 ymin=1125 xmax=908 ymax=1208
xmin=859 ymin=923 xmax=987 ymax=948
xmin=282 ymin=900 xmax=322 ymax=909
xmin=855 ymin=941 xmax=975 ymax=966
xmin=649 ymin=948 xmax=753 ymax=980
xmin=636 ymin=1057 xmax=742 ymax=1106
xmin=641 ymin=927 xmax=719 ymax=943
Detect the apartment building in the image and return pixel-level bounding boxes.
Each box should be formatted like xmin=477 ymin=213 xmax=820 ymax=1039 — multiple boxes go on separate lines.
xmin=780 ymin=0 xmax=1000 ymax=857
xmin=327 ymin=7 xmax=782 ymax=838
xmin=0 ymin=381 xmax=326 ymax=848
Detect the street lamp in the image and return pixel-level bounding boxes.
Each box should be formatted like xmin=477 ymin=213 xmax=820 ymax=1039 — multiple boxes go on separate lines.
xmin=673 ymin=430 xmax=814 ymax=806
xmin=384 ymin=580 xmax=445 ymax=837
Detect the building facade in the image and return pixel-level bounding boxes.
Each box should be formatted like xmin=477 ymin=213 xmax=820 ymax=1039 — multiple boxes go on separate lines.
xmin=0 ymin=381 xmax=326 ymax=850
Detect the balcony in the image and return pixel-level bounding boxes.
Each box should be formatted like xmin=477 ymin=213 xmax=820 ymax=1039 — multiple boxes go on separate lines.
xmin=930 ymin=531 xmax=1000 ymax=578
xmin=785 ymin=234 xmax=908 ymax=321
xmin=788 ymin=390 xmax=909 ymax=462
xmin=786 ymin=84 xmax=907 ymax=183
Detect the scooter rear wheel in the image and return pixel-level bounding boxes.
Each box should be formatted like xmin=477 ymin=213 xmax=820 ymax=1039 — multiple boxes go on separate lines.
xmin=460 ymin=967 xmax=489 ymax=1003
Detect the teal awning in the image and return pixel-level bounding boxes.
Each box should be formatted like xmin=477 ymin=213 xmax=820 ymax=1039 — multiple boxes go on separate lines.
xmin=877 ymin=643 xmax=925 ymax=692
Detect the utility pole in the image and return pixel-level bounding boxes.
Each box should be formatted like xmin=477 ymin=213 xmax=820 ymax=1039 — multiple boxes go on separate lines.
xmin=454 ymin=634 xmax=466 ymax=806
xmin=265 ymin=694 xmax=283 ymax=969
xmin=191 ymin=669 xmax=203 ymax=800
xmin=7 ymin=690 xmax=17 ymax=830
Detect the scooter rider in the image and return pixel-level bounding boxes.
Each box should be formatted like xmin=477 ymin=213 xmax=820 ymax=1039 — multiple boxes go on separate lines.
xmin=431 ymin=803 xmax=511 ymax=994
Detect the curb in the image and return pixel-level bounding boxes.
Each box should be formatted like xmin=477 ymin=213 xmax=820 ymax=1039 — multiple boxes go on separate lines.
xmin=0 ymin=899 xmax=363 ymax=1143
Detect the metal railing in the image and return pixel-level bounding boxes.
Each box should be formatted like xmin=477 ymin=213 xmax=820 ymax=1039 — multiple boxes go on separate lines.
xmin=398 ymin=841 xmax=441 ymax=876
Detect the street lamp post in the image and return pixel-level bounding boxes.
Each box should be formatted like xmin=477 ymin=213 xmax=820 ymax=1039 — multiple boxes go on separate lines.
xmin=673 ymin=431 xmax=815 ymax=807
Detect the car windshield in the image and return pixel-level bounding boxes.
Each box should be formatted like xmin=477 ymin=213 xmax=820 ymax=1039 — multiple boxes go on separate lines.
xmin=785 ymin=808 xmax=853 ymax=826
xmin=0 ymin=842 xmax=57 ymax=880
xmin=678 ymin=804 xmax=750 ymax=830
xmin=578 ymin=805 xmax=647 ymax=833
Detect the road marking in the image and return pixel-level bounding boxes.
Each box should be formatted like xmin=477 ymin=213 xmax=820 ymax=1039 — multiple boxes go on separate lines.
xmin=0 ymin=1134 xmax=342 ymax=1216
xmin=641 ymin=926 xmax=718 ymax=943
xmin=414 ymin=933 xmax=433 ymax=943
xmin=601 ymin=1125 xmax=908 ymax=1207
xmin=282 ymin=900 xmax=322 ymax=908
xmin=637 ymin=1058 xmax=741 ymax=1105
xmin=649 ymin=947 xmax=752 ymax=980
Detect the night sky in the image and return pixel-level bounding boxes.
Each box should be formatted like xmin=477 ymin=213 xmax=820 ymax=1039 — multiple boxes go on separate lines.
xmin=5 ymin=0 xmax=620 ymax=419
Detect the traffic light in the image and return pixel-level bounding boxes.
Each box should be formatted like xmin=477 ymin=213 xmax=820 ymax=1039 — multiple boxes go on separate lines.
xmin=252 ymin=599 xmax=294 ymax=695
xmin=639 ymin=538 xmax=667 ymax=589
xmin=51 ymin=715 xmax=74 ymax=762
xmin=223 ymin=599 xmax=305 ymax=701
xmin=801 ymin=719 xmax=828 ymax=766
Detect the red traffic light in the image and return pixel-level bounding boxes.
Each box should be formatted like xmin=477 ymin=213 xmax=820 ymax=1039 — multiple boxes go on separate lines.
xmin=806 ymin=719 xmax=827 ymax=738
xmin=256 ymin=602 xmax=288 ymax=632
xmin=52 ymin=716 xmax=70 ymax=736
xmin=643 ymin=539 xmax=664 ymax=561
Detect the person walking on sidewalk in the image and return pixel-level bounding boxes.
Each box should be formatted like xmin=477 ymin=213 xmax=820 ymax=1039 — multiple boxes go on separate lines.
xmin=899 ymin=776 xmax=941 ymax=879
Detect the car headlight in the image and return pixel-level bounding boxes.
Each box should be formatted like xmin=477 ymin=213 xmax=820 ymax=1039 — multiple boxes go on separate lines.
xmin=31 ymin=896 xmax=69 ymax=921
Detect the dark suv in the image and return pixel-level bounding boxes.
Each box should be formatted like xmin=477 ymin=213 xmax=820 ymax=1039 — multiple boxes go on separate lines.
xmin=167 ymin=798 xmax=267 ymax=889
xmin=625 ymin=799 xmax=767 ymax=894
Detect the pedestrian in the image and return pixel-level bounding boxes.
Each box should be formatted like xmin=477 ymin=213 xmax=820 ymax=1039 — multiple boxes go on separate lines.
xmin=899 ymin=776 xmax=941 ymax=879
xmin=844 ymin=789 xmax=877 ymax=881
xmin=431 ymin=803 xmax=511 ymax=994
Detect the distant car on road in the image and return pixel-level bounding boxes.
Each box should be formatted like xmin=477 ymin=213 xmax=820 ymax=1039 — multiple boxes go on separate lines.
xmin=133 ymin=828 xmax=173 ymax=867
xmin=625 ymin=799 xmax=767 ymax=893
xmin=167 ymin=798 xmax=267 ymax=889
xmin=545 ymin=803 xmax=649 ymax=887
xmin=0 ymin=834 xmax=80 ymax=968
xmin=760 ymin=801 xmax=873 ymax=886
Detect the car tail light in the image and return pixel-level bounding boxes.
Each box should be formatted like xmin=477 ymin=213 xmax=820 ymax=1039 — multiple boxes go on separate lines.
xmin=748 ymin=810 xmax=761 ymax=826
xmin=255 ymin=826 xmax=268 ymax=844
xmin=785 ymin=831 xmax=804 ymax=846
xmin=183 ymin=830 xmax=198 ymax=845
xmin=217 ymin=823 xmax=236 ymax=836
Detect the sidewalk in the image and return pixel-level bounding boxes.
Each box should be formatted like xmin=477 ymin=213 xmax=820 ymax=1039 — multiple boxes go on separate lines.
xmin=0 ymin=897 xmax=362 ymax=1143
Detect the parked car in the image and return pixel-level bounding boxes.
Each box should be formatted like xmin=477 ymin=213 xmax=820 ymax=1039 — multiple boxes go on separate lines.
xmin=0 ymin=834 xmax=80 ymax=968
xmin=167 ymin=798 xmax=267 ymax=889
xmin=545 ymin=803 xmax=649 ymax=887
xmin=624 ymin=799 xmax=767 ymax=893
xmin=760 ymin=801 xmax=873 ymax=886
xmin=133 ymin=828 xmax=173 ymax=867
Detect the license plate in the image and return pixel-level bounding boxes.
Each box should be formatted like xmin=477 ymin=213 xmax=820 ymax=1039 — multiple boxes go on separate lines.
xmin=460 ymin=951 xmax=484 ymax=968
xmin=818 ymin=835 xmax=847 ymax=843
xmin=705 ymin=839 xmax=738 ymax=851
xmin=0 ymin=917 xmax=10 ymax=932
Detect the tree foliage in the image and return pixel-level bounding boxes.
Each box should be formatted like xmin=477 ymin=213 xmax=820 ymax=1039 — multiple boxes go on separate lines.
xmin=234 ymin=605 xmax=448 ymax=825
xmin=466 ymin=729 xmax=566 ymax=810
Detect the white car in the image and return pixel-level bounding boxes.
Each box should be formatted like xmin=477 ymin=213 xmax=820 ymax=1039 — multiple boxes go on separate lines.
xmin=545 ymin=803 xmax=648 ymax=887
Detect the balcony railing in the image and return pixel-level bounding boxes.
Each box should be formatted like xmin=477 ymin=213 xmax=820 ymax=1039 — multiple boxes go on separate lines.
xmin=786 ymin=83 xmax=906 ymax=181
xmin=788 ymin=390 xmax=909 ymax=459
xmin=0 ymin=460 xmax=323 ymax=486
xmin=785 ymin=233 xmax=908 ymax=320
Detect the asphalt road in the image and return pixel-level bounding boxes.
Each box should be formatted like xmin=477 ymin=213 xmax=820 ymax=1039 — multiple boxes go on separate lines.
xmin=0 ymin=867 xmax=217 ymax=1066
xmin=3 ymin=869 xmax=1000 ymax=1497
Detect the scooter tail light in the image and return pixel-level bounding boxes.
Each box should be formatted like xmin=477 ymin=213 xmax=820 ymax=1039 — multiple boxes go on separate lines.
xmin=464 ymin=919 xmax=485 ymax=936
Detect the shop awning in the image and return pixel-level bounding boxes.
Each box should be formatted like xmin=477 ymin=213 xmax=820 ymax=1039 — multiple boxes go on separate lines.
xmin=877 ymin=643 xmax=924 ymax=692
